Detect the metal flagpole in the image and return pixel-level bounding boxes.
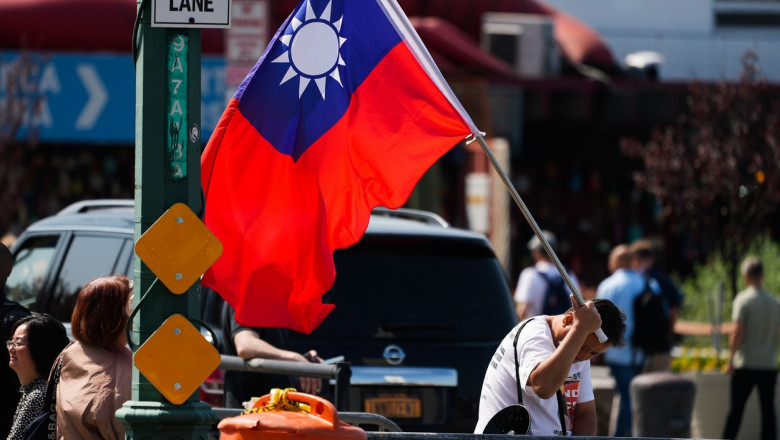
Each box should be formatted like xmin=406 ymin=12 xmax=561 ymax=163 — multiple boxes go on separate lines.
xmin=379 ymin=0 xmax=608 ymax=343
xmin=473 ymin=134 xmax=608 ymax=343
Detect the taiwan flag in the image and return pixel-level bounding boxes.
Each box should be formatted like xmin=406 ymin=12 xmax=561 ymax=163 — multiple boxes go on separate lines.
xmin=201 ymin=0 xmax=477 ymax=333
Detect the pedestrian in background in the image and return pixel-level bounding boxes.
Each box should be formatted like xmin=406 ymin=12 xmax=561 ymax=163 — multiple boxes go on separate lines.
xmin=514 ymin=230 xmax=580 ymax=321
xmin=630 ymin=239 xmax=681 ymax=371
xmin=722 ymin=256 xmax=780 ymax=440
xmin=6 ymin=313 xmax=69 ymax=440
xmin=1 ymin=243 xmax=30 ymax=439
xmin=596 ymin=243 xmax=646 ymax=437
xmin=56 ymin=275 xmax=133 ymax=440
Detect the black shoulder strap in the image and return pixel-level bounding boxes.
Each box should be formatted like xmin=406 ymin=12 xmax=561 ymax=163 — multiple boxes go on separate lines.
xmin=42 ymin=352 xmax=63 ymax=411
xmin=513 ymin=317 xmax=567 ymax=436
xmin=556 ymin=389 xmax=567 ymax=435
xmin=512 ymin=318 xmax=534 ymax=404
xmin=43 ymin=342 xmax=73 ymax=411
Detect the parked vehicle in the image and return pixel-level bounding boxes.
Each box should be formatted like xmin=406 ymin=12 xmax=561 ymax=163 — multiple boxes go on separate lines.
xmin=6 ymin=200 xmax=135 ymax=321
xmin=283 ymin=207 xmax=518 ymax=432
xmin=7 ymin=200 xmax=518 ymax=432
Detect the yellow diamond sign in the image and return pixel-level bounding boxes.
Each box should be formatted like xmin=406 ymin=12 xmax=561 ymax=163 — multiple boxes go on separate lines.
xmin=134 ymin=314 xmax=221 ymax=405
xmin=135 ymin=203 xmax=222 ymax=294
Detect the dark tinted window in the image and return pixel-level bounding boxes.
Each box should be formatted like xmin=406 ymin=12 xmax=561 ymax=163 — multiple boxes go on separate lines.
xmin=48 ymin=234 xmax=133 ymax=321
xmin=306 ymin=237 xmax=514 ymax=343
xmin=7 ymin=235 xmax=61 ymax=309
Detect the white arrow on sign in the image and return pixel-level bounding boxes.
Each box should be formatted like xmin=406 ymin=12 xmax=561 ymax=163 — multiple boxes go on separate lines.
xmin=75 ymin=64 xmax=108 ymax=130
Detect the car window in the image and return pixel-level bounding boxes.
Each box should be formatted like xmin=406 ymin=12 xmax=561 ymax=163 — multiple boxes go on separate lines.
xmin=307 ymin=238 xmax=514 ymax=343
xmin=6 ymin=234 xmax=61 ymax=309
xmin=48 ymin=234 xmax=133 ymax=321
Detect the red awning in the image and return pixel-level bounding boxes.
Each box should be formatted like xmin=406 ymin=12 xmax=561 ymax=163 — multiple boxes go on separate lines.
xmin=395 ymin=0 xmax=616 ymax=69
xmin=0 ymin=0 xmax=616 ymax=73
xmin=0 ymin=0 xmax=225 ymax=54
xmin=409 ymin=16 xmax=516 ymax=77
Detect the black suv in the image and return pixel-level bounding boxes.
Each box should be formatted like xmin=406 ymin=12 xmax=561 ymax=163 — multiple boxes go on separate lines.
xmin=7 ymin=200 xmax=518 ymax=433
xmin=6 ymin=200 xmax=135 ymax=321
xmin=283 ymin=208 xmax=517 ymax=432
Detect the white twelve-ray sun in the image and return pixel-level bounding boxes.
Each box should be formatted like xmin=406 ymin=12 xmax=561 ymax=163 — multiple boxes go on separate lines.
xmin=272 ymin=0 xmax=347 ymax=99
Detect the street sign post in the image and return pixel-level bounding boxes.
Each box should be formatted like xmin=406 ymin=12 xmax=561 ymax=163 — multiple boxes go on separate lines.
xmin=115 ymin=0 xmax=218 ymax=438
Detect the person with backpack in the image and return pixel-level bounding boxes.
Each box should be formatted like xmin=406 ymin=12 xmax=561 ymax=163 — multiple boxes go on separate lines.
xmin=1 ymin=243 xmax=31 ymax=439
xmin=596 ymin=243 xmax=661 ymax=437
xmin=514 ymin=231 xmax=580 ymax=321
xmin=631 ymin=239 xmax=679 ymax=372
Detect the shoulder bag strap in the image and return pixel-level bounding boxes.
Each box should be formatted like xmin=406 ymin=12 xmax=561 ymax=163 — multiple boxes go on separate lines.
xmin=43 ymin=342 xmax=72 ymax=411
xmin=556 ymin=389 xmax=567 ymax=435
xmin=43 ymin=352 xmax=64 ymax=410
xmin=513 ymin=318 xmax=535 ymax=405
xmin=513 ymin=317 xmax=567 ymax=436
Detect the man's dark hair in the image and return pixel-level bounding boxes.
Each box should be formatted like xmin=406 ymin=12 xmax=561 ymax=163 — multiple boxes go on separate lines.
xmin=741 ymin=256 xmax=764 ymax=282
xmin=11 ymin=313 xmax=70 ymax=377
xmin=630 ymin=239 xmax=655 ymax=261
xmin=592 ymin=298 xmax=627 ymax=348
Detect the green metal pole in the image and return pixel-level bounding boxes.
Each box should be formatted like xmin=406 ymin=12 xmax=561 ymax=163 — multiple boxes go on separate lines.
xmin=116 ymin=1 xmax=218 ymax=438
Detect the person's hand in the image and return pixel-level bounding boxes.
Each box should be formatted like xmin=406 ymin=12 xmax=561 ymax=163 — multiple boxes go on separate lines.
xmin=296 ymin=350 xmax=323 ymax=394
xmin=727 ymin=358 xmax=734 ymax=375
xmin=570 ymin=295 xmax=602 ymax=335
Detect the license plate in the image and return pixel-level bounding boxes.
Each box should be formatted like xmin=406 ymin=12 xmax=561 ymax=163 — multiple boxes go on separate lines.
xmin=364 ymin=396 xmax=422 ymax=418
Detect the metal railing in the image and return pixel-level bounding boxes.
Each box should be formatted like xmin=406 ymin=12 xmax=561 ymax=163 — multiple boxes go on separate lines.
xmin=216 ymin=355 xmax=403 ymax=432
xmin=219 ymin=355 xmax=353 ymax=411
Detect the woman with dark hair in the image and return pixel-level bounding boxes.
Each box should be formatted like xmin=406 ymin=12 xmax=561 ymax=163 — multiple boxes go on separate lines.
xmin=56 ymin=274 xmax=133 ymax=440
xmin=6 ymin=313 xmax=69 ymax=440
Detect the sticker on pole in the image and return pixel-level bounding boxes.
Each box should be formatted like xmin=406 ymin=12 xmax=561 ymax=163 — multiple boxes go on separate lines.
xmin=135 ymin=203 xmax=222 ymax=294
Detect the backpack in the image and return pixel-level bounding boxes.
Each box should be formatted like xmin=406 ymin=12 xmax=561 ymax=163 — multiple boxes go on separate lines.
xmin=632 ymin=277 xmax=671 ymax=356
xmin=536 ymin=270 xmax=572 ymax=316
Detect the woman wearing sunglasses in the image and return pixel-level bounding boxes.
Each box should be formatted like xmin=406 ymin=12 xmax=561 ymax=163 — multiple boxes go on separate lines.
xmin=6 ymin=313 xmax=69 ymax=440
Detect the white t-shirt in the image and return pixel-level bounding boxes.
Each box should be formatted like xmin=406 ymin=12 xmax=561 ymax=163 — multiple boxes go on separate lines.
xmin=474 ymin=317 xmax=594 ymax=436
xmin=514 ymin=262 xmax=580 ymax=317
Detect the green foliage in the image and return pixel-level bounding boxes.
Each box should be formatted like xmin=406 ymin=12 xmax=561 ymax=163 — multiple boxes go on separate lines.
xmin=680 ymin=235 xmax=780 ymax=324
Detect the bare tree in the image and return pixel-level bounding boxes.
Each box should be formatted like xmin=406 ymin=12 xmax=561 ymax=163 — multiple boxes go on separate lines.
xmin=0 ymin=52 xmax=41 ymax=236
xmin=621 ymin=51 xmax=780 ymax=298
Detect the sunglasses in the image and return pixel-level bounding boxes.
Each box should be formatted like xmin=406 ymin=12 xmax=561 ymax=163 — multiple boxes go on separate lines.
xmin=6 ymin=340 xmax=26 ymax=350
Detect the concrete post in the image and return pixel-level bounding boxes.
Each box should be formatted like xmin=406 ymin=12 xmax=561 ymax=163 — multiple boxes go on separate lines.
xmin=630 ymin=372 xmax=696 ymax=438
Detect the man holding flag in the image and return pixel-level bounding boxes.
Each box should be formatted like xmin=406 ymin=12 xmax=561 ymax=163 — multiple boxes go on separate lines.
xmin=201 ymin=0 xmax=477 ymax=333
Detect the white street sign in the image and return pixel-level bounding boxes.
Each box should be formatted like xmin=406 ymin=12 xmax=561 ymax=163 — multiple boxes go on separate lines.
xmin=153 ymin=0 xmax=231 ymax=28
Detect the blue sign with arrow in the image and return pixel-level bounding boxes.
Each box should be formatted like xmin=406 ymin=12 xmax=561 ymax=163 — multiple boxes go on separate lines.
xmin=1 ymin=52 xmax=226 ymax=144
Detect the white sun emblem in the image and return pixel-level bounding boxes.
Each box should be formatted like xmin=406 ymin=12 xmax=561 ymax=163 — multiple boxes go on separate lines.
xmin=272 ymin=0 xmax=347 ymax=99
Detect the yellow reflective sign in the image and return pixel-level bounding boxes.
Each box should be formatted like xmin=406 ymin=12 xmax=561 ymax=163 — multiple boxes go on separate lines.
xmin=134 ymin=314 xmax=221 ymax=405
xmin=135 ymin=203 xmax=222 ymax=294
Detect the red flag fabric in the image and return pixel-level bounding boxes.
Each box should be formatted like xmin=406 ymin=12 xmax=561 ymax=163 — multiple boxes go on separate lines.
xmin=201 ymin=0 xmax=474 ymax=333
